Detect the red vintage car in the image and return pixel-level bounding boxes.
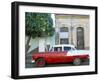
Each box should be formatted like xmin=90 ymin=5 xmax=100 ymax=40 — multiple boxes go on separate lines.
xmin=32 ymin=45 xmax=89 ymax=67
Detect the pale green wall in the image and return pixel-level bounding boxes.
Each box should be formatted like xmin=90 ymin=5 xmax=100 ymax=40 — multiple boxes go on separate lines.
xmin=27 ymin=35 xmax=55 ymax=52
xmin=46 ymin=35 xmax=55 ymax=49
xmin=28 ymin=37 xmax=39 ymax=52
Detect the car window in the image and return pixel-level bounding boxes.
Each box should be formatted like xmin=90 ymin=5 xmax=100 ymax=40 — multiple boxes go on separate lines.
xmin=54 ymin=47 xmax=62 ymax=52
xmin=64 ymin=47 xmax=71 ymax=51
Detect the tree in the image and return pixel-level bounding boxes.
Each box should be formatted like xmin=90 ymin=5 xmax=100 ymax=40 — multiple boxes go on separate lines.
xmin=25 ymin=12 xmax=55 ymax=54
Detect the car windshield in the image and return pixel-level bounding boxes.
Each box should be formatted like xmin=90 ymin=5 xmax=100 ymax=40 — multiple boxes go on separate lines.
xmin=54 ymin=47 xmax=62 ymax=52
xmin=64 ymin=47 xmax=71 ymax=51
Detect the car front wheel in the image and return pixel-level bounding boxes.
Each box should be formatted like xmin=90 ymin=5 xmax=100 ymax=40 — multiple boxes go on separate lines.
xmin=35 ymin=58 xmax=46 ymax=67
xmin=73 ymin=58 xmax=81 ymax=65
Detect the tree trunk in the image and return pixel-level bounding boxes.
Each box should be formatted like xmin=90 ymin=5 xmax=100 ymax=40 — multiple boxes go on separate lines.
xmin=25 ymin=35 xmax=31 ymax=54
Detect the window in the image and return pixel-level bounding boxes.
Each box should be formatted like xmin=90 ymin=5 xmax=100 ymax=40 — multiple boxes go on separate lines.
xmin=64 ymin=47 xmax=71 ymax=51
xmin=60 ymin=38 xmax=69 ymax=44
xmin=60 ymin=27 xmax=69 ymax=32
xmin=54 ymin=47 xmax=62 ymax=52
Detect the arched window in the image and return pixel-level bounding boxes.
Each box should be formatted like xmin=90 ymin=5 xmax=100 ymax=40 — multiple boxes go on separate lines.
xmin=77 ymin=27 xmax=84 ymax=49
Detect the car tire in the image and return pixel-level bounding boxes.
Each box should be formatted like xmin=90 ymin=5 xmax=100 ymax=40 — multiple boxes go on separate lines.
xmin=73 ymin=58 xmax=81 ymax=65
xmin=35 ymin=58 xmax=46 ymax=67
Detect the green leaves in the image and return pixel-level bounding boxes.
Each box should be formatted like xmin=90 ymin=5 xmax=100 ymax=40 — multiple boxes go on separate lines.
xmin=25 ymin=12 xmax=55 ymax=38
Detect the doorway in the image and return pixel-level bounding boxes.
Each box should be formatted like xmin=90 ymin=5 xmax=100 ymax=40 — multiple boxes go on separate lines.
xmin=77 ymin=27 xmax=84 ymax=49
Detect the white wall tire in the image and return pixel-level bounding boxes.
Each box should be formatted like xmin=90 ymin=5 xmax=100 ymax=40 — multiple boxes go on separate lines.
xmin=73 ymin=58 xmax=81 ymax=65
xmin=35 ymin=58 xmax=46 ymax=67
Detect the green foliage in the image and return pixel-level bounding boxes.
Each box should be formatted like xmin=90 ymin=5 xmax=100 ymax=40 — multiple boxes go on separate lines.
xmin=25 ymin=12 xmax=55 ymax=38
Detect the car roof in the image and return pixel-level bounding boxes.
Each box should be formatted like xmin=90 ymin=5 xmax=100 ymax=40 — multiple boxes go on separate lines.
xmin=53 ymin=44 xmax=75 ymax=48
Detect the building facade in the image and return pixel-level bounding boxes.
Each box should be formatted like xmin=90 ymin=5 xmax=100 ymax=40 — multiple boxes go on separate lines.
xmin=55 ymin=14 xmax=90 ymax=50
xmin=26 ymin=14 xmax=90 ymax=53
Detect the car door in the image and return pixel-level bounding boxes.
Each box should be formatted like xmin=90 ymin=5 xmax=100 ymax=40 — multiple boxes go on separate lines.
xmin=52 ymin=47 xmax=64 ymax=63
xmin=52 ymin=46 xmax=67 ymax=63
xmin=45 ymin=47 xmax=62 ymax=63
xmin=62 ymin=46 xmax=73 ymax=62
